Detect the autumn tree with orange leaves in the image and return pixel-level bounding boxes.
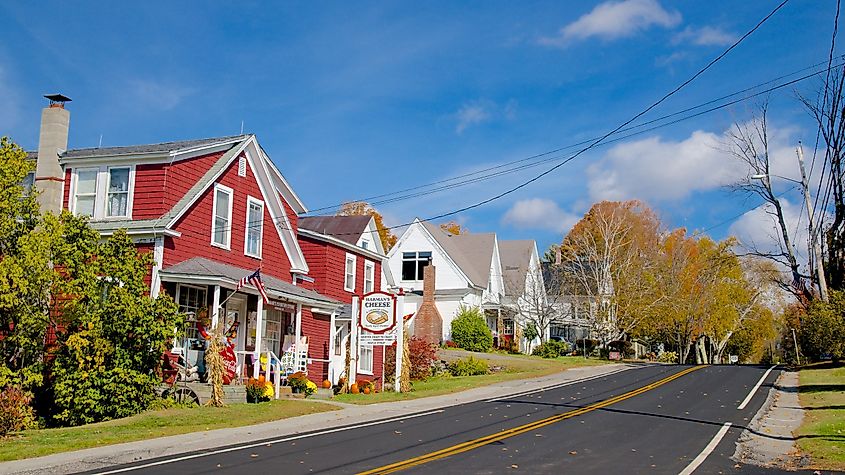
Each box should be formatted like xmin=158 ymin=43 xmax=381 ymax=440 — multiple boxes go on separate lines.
xmin=337 ymin=201 xmax=398 ymax=251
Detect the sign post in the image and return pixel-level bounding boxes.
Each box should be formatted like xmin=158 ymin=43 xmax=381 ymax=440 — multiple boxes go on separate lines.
xmin=349 ymin=296 xmax=359 ymax=389
xmin=358 ymin=291 xmax=401 ymax=391
xmin=394 ymin=290 xmax=404 ymax=393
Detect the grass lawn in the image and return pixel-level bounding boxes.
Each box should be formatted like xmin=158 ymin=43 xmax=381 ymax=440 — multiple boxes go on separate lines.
xmin=0 ymin=399 xmax=337 ymax=462
xmin=333 ymin=350 xmax=610 ymax=404
xmin=797 ymin=362 xmax=845 ymax=471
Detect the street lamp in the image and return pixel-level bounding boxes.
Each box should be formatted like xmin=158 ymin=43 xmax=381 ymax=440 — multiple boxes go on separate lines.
xmin=750 ymin=144 xmax=829 ymax=302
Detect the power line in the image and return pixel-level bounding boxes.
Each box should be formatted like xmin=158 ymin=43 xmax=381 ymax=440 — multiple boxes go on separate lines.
xmin=308 ymin=55 xmax=835 ymax=215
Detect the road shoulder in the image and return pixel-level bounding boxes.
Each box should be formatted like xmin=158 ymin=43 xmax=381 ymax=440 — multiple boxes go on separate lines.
xmin=733 ymin=370 xmax=807 ymax=470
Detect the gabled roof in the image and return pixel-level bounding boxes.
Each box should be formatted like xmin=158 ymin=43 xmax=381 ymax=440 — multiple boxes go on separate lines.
xmin=499 ymin=240 xmax=536 ymax=297
xmin=419 ymin=220 xmax=495 ymax=289
xmin=28 ymin=135 xmax=248 ymax=160
xmin=299 ymin=216 xmax=372 ymax=246
xmin=160 ymin=257 xmax=339 ymax=307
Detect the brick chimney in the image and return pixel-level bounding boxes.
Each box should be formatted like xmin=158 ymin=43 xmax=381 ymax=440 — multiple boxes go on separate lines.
xmin=35 ymin=94 xmax=71 ymax=215
xmin=413 ymin=263 xmax=443 ymax=345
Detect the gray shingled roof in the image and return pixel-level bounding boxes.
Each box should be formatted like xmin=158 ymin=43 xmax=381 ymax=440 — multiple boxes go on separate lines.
xmin=298 ymin=216 xmax=371 ymax=245
xmin=28 ymin=135 xmax=249 ymax=160
xmin=420 ymin=221 xmax=495 ymax=289
xmin=85 ymin=138 xmax=246 ymax=232
xmin=499 ymin=240 xmax=535 ymax=297
xmin=160 ymin=257 xmax=340 ymax=307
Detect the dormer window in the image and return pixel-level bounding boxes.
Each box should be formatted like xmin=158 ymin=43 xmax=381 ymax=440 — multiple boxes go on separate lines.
xmin=71 ymin=166 xmax=134 ymax=220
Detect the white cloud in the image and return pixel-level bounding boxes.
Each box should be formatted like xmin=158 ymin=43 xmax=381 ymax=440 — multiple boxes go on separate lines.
xmin=673 ymin=25 xmax=738 ymax=46
xmin=453 ymin=99 xmax=518 ymax=134
xmin=587 ymin=122 xmax=801 ymax=203
xmin=539 ymin=0 xmax=681 ymax=47
xmin=728 ymin=198 xmax=809 ymax=267
xmin=502 ymin=198 xmax=580 ymax=234
xmin=128 ymin=79 xmax=194 ymax=111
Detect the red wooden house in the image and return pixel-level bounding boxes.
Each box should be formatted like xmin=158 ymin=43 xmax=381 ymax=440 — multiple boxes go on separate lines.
xmin=30 ymin=96 xmax=348 ymax=388
xmin=297 ymin=216 xmax=392 ymax=389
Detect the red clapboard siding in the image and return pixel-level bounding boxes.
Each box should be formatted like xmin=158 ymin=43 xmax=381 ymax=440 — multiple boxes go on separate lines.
xmin=301 ymin=308 xmax=331 ymax=383
xmin=133 ymin=151 xmax=226 ymax=220
xmin=282 ymin=197 xmax=298 ymax=233
xmin=164 ymin=152 xmax=293 ymax=283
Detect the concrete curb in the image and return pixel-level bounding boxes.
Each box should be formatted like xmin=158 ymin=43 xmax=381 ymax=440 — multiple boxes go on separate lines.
xmin=0 ymin=363 xmax=632 ymax=475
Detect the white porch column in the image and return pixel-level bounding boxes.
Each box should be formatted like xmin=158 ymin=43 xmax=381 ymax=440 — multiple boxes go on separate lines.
xmin=394 ymin=292 xmax=404 ymax=393
xmin=211 ymin=285 xmax=221 ymax=328
xmin=252 ymin=296 xmax=264 ymax=379
xmin=328 ymin=309 xmax=337 ymax=381
xmin=294 ymin=303 xmax=303 ymax=373
xmin=150 ymin=236 xmax=164 ymax=298
xmin=349 ymin=297 xmax=359 ymax=385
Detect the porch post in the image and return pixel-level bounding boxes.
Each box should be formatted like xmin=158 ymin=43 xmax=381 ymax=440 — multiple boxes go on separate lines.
xmin=252 ymin=295 xmax=264 ymax=379
xmin=328 ymin=309 xmax=336 ymax=382
xmin=294 ymin=303 xmax=303 ymax=373
xmin=349 ymin=297 xmax=359 ymax=386
xmin=211 ymin=285 xmax=221 ymax=328
xmin=150 ymin=236 xmax=164 ymax=298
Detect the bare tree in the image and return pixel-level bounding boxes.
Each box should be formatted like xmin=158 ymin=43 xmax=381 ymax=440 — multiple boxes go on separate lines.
xmin=725 ymin=103 xmax=810 ymax=300
xmin=799 ymin=64 xmax=845 ymax=291
xmin=505 ymin=261 xmax=564 ymax=351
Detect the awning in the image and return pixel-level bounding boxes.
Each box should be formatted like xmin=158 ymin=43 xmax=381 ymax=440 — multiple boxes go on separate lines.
xmin=159 ymin=257 xmax=341 ymax=309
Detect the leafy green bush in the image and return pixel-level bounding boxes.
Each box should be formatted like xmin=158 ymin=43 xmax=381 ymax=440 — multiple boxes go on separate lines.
xmin=573 ymin=339 xmax=599 ymax=356
xmin=801 ymin=290 xmax=845 ymax=361
xmin=448 ymin=356 xmax=489 ymax=376
xmin=0 ymin=386 xmax=36 ymax=436
xmin=532 ymin=340 xmax=571 ymax=358
xmin=450 ymin=306 xmax=492 ymax=353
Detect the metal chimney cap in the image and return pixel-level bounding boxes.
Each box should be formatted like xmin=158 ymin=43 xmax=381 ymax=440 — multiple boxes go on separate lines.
xmin=44 ymin=94 xmax=72 ymax=103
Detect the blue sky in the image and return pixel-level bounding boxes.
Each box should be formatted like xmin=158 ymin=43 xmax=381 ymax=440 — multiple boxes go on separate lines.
xmin=0 ymin=1 xmax=838 ymax=257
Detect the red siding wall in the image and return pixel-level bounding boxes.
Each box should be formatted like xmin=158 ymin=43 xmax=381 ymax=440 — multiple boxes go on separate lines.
xmin=298 ymin=234 xmax=385 ymax=388
xmin=164 ymin=152 xmax=293 ymax=283
xmin=301 ymin=308 xmax=332 ymax=383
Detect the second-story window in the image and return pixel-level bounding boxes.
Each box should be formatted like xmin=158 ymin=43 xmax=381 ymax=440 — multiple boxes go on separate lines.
xmin=344 ymin=253 xmax=356 ymax=292
xmin=364 ymin=260 xmax=375 ymax=293
xmin=106 ymin=167 xmax=130 ymax=217
xmin=245 ymin=197 xmax=264 ymax=258
xmin=74 ymin=168 xmax=99 ymax=217
xmin=401 ymin=251 xmax=431 ymax=281
xmin=212 ymin=184 xmax=233 ymax=249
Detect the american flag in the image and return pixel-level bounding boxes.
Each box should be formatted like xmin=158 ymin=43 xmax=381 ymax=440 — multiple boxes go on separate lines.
xmin=237 ymin=268 xmax=269 ymax=304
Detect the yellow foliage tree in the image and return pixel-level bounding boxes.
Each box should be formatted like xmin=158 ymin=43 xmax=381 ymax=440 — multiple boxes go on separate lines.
xmin=337 ymin=201 xmax=397 ymax=251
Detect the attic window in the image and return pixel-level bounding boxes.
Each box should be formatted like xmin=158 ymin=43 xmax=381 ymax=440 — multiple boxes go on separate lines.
xmin=401 ymin=251 xmax=431 ymax=281
xmin=238 ymin=156 xmax=247 ymax=177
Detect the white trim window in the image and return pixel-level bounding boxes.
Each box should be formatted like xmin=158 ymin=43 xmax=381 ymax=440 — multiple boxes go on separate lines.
xmin=211 ymin=184 xmax=233 ymax=249
xmin=70 ymin=166 xmax=135 ymax=220
xmin=106 ymin=167 xmax=131 ymax=217
xmin=401 ymin=251 xmax=431 ymax=281
xmin=73 ymin=168 xmax=99 ymax=217
xmin=344 ymin=253 xmax=357 ymax=292
xmin=244 ymin=196 xmax=264 ymax=258
xmin=363 ymin=260 xmax=375 ymax=294
xmin=358 ymin=344 xmax=373 ymax=374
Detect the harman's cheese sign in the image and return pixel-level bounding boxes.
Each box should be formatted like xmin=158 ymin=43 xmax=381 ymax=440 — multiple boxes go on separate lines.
xmin=360 ymin=292 xmax=396 ymax=334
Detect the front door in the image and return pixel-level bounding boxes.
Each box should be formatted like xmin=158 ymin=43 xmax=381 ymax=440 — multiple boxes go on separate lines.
xmin=329 ymin=322 xmax=349 ymax=384
xmin=225 ymin=296 xmax=247 ymax=352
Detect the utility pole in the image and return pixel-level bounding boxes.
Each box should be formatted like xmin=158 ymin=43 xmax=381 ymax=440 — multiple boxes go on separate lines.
xmin=797 ymin=143 xmax=829 ymax=302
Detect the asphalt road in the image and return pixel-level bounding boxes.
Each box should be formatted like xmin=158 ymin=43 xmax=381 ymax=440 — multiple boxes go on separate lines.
xmin=85 ymin=364 xmax=802 ymax=475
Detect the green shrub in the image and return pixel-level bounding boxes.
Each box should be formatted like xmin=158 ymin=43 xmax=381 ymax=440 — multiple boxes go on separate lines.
xmin=450 ymin=306 xmax=492 ymax=353
xmin=801 ymin=290 xmax=845 ymax=361
xmin=448 ymin=356 xmax=489 ymax=376
xmin=532 ymin=340 xmax=571 ymax=358
xmin=657 ymin=351 xmax=677 ymax=364
xmin=0 ymin=386 xmax=36 ymax=436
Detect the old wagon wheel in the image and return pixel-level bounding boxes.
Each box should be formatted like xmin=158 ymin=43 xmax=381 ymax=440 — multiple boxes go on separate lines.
xmin=170 ymin=386 xmax=200 ymax=406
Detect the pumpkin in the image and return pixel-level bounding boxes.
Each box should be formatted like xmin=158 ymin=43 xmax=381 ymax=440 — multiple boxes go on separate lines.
xmin=258 ymin=375 xmax=266 ymax=383
xmin=322 ymin=379 xmax=331 ymax=389
xmin=363 ymin=387 xmax=371 ymax=395
xmin=350 ymin=383 xmax=360 ymax=394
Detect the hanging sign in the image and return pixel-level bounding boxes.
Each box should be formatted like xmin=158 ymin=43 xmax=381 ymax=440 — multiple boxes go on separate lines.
xmin=360 ymin=329 xmax=397 ymax=345
xmin=359 ymin=291 xmax=396 ymax=335
xmin=269 ymin=299 xmax=296 ymax=312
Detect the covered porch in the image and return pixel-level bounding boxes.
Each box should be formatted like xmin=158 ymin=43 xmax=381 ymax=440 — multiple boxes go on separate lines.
xmin=159 ymin=257 xmax=340 ymax=397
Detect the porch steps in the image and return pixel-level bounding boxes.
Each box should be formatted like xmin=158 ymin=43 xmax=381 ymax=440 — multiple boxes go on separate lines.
xmin=184 ymin=382 xmax=246 ymax=405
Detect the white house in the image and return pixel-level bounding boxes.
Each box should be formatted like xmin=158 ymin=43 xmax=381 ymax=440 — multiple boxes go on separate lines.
xmin=386 ymin=219 xmax=504 ymax=342
xmin=499 ymin=240 xmax=547 ymax=353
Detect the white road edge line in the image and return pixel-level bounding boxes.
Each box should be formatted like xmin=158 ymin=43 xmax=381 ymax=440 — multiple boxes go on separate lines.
xmin=678 ymin=422 xmax=733 ymax=475
xmin=737 ymin=365 xmax=776 ymax=410
xmin=484 ymin=365 xmax=634 ymax=403
xmin=91 ymin=409 xmax=445 ymax=475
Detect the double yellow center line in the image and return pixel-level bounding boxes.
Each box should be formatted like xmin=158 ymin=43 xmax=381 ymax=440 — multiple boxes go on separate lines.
xmin=358 ymin=365 xmax=703 ymax=474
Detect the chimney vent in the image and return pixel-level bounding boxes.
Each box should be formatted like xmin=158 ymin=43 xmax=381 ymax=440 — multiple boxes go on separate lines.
xmin=44 ymin=94 xmax=72 ymax=109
